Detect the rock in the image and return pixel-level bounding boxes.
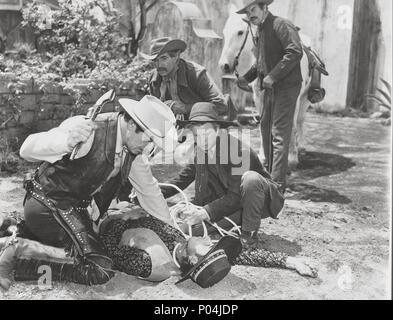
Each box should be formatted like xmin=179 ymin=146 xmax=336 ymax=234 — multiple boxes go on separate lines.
xmin=382 ymin=118 xmax=391 ymax=126
xmin=230 ymin=289 xmax=239 ymax=297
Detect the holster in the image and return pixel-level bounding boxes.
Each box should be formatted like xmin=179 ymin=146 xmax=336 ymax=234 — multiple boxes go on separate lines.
xmin=23 ymin=174 xmax=113 ymax=269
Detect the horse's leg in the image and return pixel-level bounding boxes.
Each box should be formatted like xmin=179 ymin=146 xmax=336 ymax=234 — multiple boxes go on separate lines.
xmin=288 ymin=95 xmax=300 ymax=170
xmin=296 ymin=94 xmax=310 ymax=156
xmin=292 ymin=54 xmax=313 ymax=164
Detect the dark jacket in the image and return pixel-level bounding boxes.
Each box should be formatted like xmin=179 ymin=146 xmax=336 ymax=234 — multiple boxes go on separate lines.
xmin=244 ymin=12 xmax=303 ymax=89
xmin=37 ymin=113 xmax=134 ymax=214
xmin=160 ymin=133 xmax=284 ymax=222
xmin=149 ymin=59 xmax=228 ymax=117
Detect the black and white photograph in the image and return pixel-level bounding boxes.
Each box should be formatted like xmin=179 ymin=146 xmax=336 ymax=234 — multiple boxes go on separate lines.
xmin=0 ymin=0 xmax=391 ymax=302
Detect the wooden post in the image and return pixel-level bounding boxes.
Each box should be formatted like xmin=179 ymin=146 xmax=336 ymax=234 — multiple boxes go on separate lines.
xmin=346 ymin=0 xmax=382 ymax=111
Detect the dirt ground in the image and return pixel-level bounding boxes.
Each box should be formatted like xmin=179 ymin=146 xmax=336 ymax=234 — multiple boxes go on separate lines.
xmin=0 ymin=112 xmax=391 ymax=300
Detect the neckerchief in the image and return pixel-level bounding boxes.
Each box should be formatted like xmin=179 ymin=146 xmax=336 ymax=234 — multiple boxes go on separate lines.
xmin=160 ymin=64 xmax=180 ymax=102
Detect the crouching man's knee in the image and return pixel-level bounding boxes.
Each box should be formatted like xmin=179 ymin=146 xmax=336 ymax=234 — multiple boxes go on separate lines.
xmin=241 ymin=171 xmax=268 ymax=195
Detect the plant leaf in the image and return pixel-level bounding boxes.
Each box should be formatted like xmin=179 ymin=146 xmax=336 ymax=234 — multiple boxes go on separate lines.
xmin=377 ymin=88 xmax=391 ymax=105
xmin=380 ymin=78 xmax=392 ymax=93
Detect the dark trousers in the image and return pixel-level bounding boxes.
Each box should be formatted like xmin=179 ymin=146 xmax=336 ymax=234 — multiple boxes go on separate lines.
xmin=22 ymin=195 xmax=67 ymax=248
xmin=193 ymin=171 xmax=272 ymax=235
xmin=261 ymin=84 xmax=302 ymax=186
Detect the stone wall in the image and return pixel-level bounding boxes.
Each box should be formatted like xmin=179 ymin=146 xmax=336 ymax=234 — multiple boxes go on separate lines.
xmin=0 ymin=73 xmax=141 ymax=147
xmin=141 ymin=1 xmax=223 ymax=87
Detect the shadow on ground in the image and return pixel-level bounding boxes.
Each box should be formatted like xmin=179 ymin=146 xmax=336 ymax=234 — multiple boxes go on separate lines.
xmin=294 ymin=151 xmax=356 ymax=180
xmin=286 ymin=183 xmax=352 ymax=204
xmin=257 ymin=233 xmax=302 ymax=256
xmin=286 ymin=151 xmax=355 ymax=204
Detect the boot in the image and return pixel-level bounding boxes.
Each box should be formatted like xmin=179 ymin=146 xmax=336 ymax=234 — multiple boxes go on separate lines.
xmin=14 ymin=258 xmax=114 ymax=286
xmin=0 ymin=237 xmax=114 ymax=290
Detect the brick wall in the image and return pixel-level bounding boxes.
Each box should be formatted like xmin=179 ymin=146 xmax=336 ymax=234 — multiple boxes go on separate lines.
xmin=0 ymin=73 xmax=142 ymax=148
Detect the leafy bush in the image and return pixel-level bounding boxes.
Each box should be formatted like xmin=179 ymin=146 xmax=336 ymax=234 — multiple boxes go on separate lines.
xmin=21 ymin=0 xmax=130 ymax=78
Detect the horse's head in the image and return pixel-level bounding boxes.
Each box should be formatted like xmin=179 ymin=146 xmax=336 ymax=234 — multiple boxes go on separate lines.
xmin=219 ymin=5 xmax=255 ymax=75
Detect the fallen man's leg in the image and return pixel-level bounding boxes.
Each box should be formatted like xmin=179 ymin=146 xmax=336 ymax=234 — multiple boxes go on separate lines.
xmin=0 ymin=236 xmax=114 ymax=291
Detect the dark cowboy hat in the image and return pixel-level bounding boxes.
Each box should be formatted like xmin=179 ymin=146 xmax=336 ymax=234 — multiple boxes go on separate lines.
xmin=176 ymin=236 xmax=242 ymax=288
xmin=177 ymin=102 xmax=239 ymax=129
xmin=236 ymin=0 xmax=274 ymax=14
xmin=140 ymin=37 xmax=187 ymax=60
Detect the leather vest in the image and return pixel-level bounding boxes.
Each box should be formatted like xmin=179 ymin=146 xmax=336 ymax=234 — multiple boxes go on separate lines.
xmin=37 ymin=112 xmax=134 ymax=214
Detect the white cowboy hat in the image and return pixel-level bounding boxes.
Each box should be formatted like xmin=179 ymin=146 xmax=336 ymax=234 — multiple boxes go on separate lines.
xmin=236 ymin=0 xmax=274 ymax=14
xmin=119 ymin=95 xmax=178 ymax=152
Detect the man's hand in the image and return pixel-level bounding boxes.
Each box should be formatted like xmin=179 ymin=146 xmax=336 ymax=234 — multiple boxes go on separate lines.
xmin=262 ymin=75 xmax=274 ymax=89
xmin=66 ymin=118 xmax=96 ymax=151
xmin=286 ymin=257 xmax=318 ymax=278
xmin=180 ymin=207 xmax=210 ymax=226
xmin=165 ymin=100 xmax=187 ymax=115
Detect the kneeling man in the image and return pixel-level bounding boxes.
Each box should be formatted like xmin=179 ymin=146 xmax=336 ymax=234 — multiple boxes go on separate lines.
xmin=160 ymin=103 xmax=285 ymax=246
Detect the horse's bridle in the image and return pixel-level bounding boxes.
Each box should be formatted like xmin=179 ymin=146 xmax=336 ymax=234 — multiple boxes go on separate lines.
xmin=233 ymin=20 xmax=257 ymax=79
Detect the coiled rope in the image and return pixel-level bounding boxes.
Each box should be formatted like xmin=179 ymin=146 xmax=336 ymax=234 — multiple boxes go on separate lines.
xmin=159 ymin=183 xmax=242 ymax=240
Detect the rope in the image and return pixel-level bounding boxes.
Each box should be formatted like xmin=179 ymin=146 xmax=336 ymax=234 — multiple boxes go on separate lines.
xmin=234 ymin=26 xmax=250 ymax=79
xmin=234 ymin=21 xmax=258 ymax=79
xmin=159 ymin=183 xmax=241 ymax=240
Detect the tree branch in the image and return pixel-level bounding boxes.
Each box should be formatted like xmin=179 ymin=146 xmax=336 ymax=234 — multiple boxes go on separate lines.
xmin=136 ymin=0 xmax=147 ymax=43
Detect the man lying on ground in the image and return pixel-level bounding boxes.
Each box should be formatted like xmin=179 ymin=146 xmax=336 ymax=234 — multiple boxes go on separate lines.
xmin=1 ymin=205 xmax=317 ymax=290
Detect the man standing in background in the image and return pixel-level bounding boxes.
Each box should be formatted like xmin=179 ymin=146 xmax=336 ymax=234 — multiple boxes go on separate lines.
xmin=236 ymin=0 xmax=303 ymax=194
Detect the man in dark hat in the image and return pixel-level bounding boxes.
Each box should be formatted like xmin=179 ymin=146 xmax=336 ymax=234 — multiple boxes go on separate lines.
xmin=159 ymin=102 xmax=285 ymax=246
xmin=141 ymin=37 xmax=228 ymax=120
xmin=236 ymin=0 xmax=303 ymax=194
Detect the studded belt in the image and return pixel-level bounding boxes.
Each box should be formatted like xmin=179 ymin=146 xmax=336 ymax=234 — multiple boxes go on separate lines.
xmin=24 ymin=175 xmax=108 ymax=260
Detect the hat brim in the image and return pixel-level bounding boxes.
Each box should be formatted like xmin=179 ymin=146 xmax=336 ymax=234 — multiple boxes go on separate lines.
xmin=236 ymin=0 xmax=273 ymax=14
xmin=175 ymin=236 xmax=242 ymax=285
xmin=118 ymin=98 xmax=178 ymax=152
xmin=177 ymin=120 xmax=240 ymax=129
xmin=140 ymin=39 xmax=187 ymax=60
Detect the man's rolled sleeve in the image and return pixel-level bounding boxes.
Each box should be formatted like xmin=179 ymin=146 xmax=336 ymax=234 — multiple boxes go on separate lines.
xmin=19 ymin=116 xmax=87 ymax=163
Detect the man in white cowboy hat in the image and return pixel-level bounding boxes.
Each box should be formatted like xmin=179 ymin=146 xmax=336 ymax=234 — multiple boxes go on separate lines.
xmin=141 ymin=37 xmax=228 ymax=120
xmin=0 ymin=95 xmax=177 ymax=288
xmin=236 ymin=0 xmax=303 ymax=194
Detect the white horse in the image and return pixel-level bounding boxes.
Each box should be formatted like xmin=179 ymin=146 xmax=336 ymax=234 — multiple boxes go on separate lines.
xmin=219 ymin=5 xmax=314 ymax=168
